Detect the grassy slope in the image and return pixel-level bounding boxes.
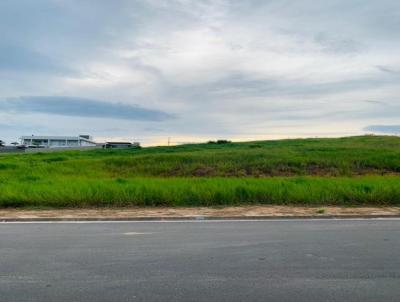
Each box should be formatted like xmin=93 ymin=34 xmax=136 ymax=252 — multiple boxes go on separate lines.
xmin=1 ymin=135 xmax=400 ymax=207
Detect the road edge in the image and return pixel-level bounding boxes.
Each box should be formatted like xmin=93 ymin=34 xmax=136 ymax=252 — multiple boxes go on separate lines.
xmin=2 ymin=214 xmax=400 ymax=222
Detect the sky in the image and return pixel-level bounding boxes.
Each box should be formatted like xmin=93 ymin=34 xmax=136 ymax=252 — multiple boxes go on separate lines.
xmin=1 ymin=0 xmax=400 ymax=145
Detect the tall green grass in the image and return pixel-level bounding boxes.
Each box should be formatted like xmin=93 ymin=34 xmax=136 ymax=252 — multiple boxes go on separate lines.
xmin=3 ymin=135 xmax=400 ymax=178
xmin=1 ymin=135 xmax=400 ymax=207
xmin=1 ymin=176 xmax=400 ymax=208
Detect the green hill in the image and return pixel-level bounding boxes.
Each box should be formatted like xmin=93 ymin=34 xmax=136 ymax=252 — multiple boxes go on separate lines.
xmin=1 ymin=135 xmax=400 ymax=207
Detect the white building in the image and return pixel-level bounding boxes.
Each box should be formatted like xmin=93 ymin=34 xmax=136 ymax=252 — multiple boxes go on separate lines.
xmin=20 ymin=135 xmax=97 ymax=148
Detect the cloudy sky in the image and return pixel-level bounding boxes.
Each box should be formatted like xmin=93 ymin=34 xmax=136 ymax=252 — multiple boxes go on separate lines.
xmin=1 ymin=0 xmax=400 ymax=145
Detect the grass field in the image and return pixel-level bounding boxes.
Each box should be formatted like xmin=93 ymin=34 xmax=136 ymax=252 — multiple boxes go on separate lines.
xmin=1 ymin=135 xmax=400 ymax=207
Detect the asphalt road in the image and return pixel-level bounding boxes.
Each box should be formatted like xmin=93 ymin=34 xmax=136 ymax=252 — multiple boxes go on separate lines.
xmin=1 ymin=219 xmax=400 ymax=302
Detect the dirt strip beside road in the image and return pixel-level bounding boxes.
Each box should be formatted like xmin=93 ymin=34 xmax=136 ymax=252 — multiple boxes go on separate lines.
xmin=1 ymin=206 xmax=400 ymax=219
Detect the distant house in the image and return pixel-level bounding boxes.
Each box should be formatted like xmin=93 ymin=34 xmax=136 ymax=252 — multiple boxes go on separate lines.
xmin=20 ymin=135 xmax=97 ymax=148
xmin=105 ymin=142 xmax=140 ymax=149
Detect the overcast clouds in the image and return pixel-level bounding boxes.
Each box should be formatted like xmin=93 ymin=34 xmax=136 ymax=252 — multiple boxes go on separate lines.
xmin=1 ymin=0 xmax=399 ymax=145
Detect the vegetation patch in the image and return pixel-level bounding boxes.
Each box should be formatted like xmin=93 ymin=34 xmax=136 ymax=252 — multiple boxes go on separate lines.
xmin=0 ymin=176 xmax=399 ymax=208
xmin=0 ymin=163 xmax=17 ymax=170
xmin=1 ymin=135 xmax=400 ymax=207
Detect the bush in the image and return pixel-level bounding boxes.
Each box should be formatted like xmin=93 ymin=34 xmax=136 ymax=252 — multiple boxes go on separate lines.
xmin=208 ymin=140 xmax=231 ymax=144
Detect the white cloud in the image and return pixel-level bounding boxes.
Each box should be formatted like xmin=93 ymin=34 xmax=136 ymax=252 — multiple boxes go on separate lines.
xmin=1 ymin=0 xmax=400 ymax=144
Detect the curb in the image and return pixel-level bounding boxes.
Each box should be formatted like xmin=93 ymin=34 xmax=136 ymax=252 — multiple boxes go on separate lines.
xmin=1 ymin=214 xmax=400 ymax=222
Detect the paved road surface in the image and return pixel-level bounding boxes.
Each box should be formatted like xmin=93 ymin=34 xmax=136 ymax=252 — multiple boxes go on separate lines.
xmin=1 ymin=219 xmax=400 ymax=301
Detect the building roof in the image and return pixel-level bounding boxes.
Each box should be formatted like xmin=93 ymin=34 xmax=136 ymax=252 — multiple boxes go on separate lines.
xmin=20 ymin=135 xmax=96 ymax=144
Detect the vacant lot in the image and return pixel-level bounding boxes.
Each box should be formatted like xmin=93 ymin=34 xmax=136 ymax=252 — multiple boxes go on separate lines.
xmin=1 ymin=135 xmax=400 ymax=207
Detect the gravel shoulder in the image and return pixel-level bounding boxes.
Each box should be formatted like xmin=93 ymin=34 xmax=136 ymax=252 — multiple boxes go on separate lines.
xmin=1 ymin=206 xmax=400 ymax=220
